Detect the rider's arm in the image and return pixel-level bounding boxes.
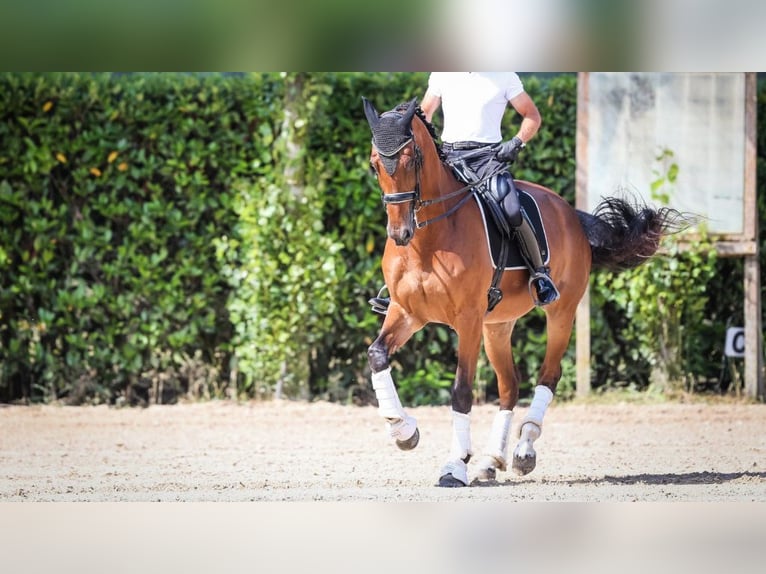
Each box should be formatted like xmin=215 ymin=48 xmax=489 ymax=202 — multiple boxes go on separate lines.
xmin=420 ymin=88 xmax=441 ymax=123
xmin=508 ymin=92 xmax=541 ymax=144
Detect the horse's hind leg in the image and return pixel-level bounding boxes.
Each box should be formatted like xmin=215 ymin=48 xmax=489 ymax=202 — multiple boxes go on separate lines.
xmin=512 ymin=308 xmax=575 ymax=476
xmin=368 ymin=305 xmax=420 ymax=450
xmin=475 ymin=321 xmax=519 ymax=481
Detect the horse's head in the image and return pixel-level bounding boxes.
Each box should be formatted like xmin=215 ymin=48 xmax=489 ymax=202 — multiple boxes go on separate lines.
xmin=363 ymin=97 xmax=422 ymax=246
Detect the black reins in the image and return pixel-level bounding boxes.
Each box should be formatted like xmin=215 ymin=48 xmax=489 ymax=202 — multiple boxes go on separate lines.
xmin=375 ymin=141 xmax=504 ymax=230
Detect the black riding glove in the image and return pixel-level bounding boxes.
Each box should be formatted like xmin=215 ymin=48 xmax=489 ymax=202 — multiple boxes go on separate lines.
xmin=495 ymin=136 xmax=525 ymax=163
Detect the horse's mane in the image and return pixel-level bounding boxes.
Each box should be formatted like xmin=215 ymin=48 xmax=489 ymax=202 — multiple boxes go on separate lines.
xmin=392 ymin=101 xmax=446 ymax=163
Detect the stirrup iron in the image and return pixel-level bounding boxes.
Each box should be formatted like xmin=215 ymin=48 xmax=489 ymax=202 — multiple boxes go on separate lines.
xmin=368 ymin=285 xmax=390 ymax=315
xmin=528 ymin=270 xmax=560 ymax=307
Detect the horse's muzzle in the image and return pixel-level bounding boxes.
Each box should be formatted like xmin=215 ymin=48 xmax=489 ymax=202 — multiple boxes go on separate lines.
xmin=388 ymin=224 xmax=413 ymax=246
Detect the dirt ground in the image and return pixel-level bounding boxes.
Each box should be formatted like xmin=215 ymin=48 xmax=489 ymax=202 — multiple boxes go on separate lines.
xmin=1 ymin=399 xmax=765 ymax=502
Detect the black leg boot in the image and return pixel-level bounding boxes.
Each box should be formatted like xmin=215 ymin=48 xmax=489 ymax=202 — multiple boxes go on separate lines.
xmin=514 ymin=213 xmax=560 ymax=306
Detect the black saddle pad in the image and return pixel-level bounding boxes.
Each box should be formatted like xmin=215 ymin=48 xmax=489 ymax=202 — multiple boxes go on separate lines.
xmin=474 ymin=188 xmax=550 ymax=270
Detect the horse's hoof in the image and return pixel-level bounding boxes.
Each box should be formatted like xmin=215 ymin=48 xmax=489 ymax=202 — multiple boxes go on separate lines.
xmin=474 ymin=455 xmax=505 ymax=481
xmin=475 ymin=466 xmax=496 ymax=481
xmin=395 ymin=427 xmax=419 ymax=451
xmin=512 ymin=453 xmax=537 ymax=476
xmin=438 ymin=473 xmax=467 ymax=487
xmin=438 ymin=459 xmax=468 ymax=486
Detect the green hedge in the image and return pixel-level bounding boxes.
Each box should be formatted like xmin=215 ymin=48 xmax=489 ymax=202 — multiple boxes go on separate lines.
xmin=0 ymin=73 xmax=279 ymax=403
xmin=0 ymin=73 xmax=763 ymax=404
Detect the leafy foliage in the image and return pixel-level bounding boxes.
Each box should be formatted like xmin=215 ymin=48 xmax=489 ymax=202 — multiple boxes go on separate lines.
xmin=592 ymin=234 xmax=717 ymax=391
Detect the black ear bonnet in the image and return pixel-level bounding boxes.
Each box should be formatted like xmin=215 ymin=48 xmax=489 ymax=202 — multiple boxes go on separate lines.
xmin=363 ymin=98 xmax=418 ymax=176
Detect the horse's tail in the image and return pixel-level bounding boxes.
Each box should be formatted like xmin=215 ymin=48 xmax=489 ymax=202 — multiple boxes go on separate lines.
xmin=577 ymin=196 xmax=689 ymax=272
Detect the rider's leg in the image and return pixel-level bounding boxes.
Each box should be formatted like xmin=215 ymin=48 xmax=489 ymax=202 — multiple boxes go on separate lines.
xmin=500 ymin=177 xmax=559 ymax=307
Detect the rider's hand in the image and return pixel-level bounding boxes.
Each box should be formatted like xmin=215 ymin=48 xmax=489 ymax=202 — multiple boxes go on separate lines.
xmin=495 ymin=136 xmax=525 ymax=163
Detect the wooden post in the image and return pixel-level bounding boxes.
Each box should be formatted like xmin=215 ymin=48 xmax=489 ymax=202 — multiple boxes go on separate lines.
xmin=575 ymin=73 xmax=591 ymax=397
xmin=744 ymin=255 xmax=763 ymax=399
xmin=743 ymin=73 xmax=764 ymax=400
xmin=576 ymin=286 xmax=591 ymax=397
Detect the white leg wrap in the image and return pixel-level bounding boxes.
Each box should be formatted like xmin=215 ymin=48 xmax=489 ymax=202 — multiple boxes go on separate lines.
xmin=514 ymin=421 xmax=540 ymax=462
xmin=512 ymin=386 xmax=552 ymax=475
xmin=371 ymin=368 xmax=406 ymax=420
xmin=386 ymin=416 xmax=418 ymax=441
xmin=484 ymin=410 xmax=513 ymax=460
xmin=449 ymin=410 xmax=473 ymax=461
xmin=524 ymin=385 xmax=553 ymax=428
xmin=372 ymin=368 xmax=417 ymax=441
xmin=440 ymin=459 xmax=469 ymax=486
xmin=519 ymin=420 xmax=541 ymax=444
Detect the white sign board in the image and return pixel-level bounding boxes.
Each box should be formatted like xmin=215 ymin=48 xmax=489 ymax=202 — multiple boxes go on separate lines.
xmin=585 ymin=73 xmax=747 ymax=235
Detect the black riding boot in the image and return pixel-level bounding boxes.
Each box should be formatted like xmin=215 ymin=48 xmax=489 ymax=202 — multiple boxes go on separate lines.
xmin=515 ymin=212 xmax=560 ymax=306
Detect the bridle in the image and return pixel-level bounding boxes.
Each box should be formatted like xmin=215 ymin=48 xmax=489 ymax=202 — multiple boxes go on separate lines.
xmin=375 ymin=140 xmax=423 ymax=207
xmin=374 ymin=139 xmax=504 ymax=230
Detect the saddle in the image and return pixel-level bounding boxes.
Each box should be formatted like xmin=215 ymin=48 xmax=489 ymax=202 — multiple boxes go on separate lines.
xmin=474 ymin=189 xmax=549 ymax=271
xmin=449 ymin=160 xmax=550 ymax=310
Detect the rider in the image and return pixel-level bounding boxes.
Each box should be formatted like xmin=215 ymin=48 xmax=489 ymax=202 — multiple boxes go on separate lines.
xmin=370 ymin=72 xmax=559 ymax=313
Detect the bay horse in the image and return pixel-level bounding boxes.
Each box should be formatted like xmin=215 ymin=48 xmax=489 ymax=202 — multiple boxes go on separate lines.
xmin=363 ymin=98 xmax=681 ymax=487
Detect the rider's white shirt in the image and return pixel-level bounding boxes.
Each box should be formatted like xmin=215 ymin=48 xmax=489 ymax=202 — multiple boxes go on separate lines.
xmin=428 ymin=72 xmax=524 ymax=144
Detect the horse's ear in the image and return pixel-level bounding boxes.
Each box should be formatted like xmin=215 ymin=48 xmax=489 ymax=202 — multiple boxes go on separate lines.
xmin=362 ymin=97 xmax=379 ymax=129
xmin=399 ymin=98 xmax=418 ymax=129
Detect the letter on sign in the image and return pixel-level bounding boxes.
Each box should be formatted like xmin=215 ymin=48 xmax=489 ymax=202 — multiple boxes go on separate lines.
xmin=724 ymin=327 xmax=745 ymax=358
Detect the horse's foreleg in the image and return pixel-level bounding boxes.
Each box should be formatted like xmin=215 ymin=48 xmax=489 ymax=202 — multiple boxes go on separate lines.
xmin=368 ymin=307 xmax=419 ymax=450
xmin=371 ymin=368 xmax=419 ymax=449
xmin=438 ymin=410 xmax=472 ymax=486
xmin=438 ymin=317 xmax=482 ymax=487
xmin=512 ymin=310 xmax=573 ymax=475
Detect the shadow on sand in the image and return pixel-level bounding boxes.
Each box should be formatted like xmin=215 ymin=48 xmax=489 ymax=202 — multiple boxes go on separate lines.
xmin=471 ymin=470 xmax=766 ymax=487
